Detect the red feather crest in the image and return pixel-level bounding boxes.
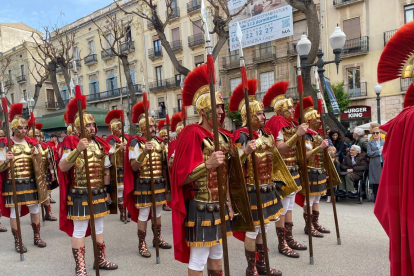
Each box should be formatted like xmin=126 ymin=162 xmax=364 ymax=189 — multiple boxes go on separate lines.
xmin=158 ymin=119 xmax=165 ymax=131
xmin=378 ymin=21 xmax=414 ymax=83
xmin=182 ymin=64 xmax=210 ymax=106
xmin=1 ymin=98 xmax=8 ymax=113
xmin=166 ymin=114 xmax=170 ymax=125
xmin=8 ymin=103 xmax=23 ymax=122
xmin=66 ymin=98 xmax=79 ymax=125
xmin=104 ymin=109 xmax=123 ymax=125
xmin=36 ymin=123 xmax=43 ymax=130
xmin=294 ymin=96 xmax=314 ymax=119
xmin=131 ymin=100 xmax=149 ymax=124
xmin=27 ymin=117 xmax=36 ymax=129
xmin=229 ymin=79 xmax=258 ymax=112
xmin=263 ymin=81 xmax=289 ymax=108
xmin=171 ymin=112 xmax=183 ymax=132
xmin=181 ymin=106 xmax=187 ymax=120
xmin=404 ymin=83 xmax=414 ymax=108
xmin=317 ymin=99 xmax=323 ymax=115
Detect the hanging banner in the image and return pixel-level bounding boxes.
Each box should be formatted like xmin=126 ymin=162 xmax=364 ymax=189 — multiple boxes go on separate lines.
xmin=227 ymin=0 xmax=248 ymax=10
xmin=229 ymin=4 xmax=293 ymax=51
xmin=323 ymin=77 xmax=341 ymax=115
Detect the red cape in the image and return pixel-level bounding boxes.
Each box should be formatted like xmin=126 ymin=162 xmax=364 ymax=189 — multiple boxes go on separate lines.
xmin=265 ymin=115 xmax=294 ymax=139
xmin=0 ymin=137 xmax=38 ymax=218
xmin=58 ymin=135 xmax=110 ymax=237
xmin=106 ymin=134 xmax=130 ymax=144
xmin=171 ymin=124 xmax=216 ymax=263
xmin=47 ymin=140 xmax=59 ymax=160
xmin=375 ymin=107 xmax=414 ymax=276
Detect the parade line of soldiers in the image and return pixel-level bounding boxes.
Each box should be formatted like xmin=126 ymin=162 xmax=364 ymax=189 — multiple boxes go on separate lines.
xmin=0 ymin=63 xmax=341 ymax=276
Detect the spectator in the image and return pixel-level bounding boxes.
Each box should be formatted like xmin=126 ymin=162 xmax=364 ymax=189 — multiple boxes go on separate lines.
xmin=344 ymin=132 xmax=354 ymax=154
xmin=367 ymin=127 xmax=385 ymax=203
xmin=363 ymin=134 xmax=368 ymax=139
xmin=329 ymin=130 xmax=347 ymax=163
xmin=369 ymin=122 xmax=386 ymax=141
xmin=158 ymin=103 xmax=162 ymax=118
xmin=338 ymin=145 xmax=368 ymax=197
xmin=102 ymin=134 xmax=108 ymax=140
xmin=326 ymin=146 xmax=341 ymax=203
xmin=353 ymin=127 xmax=368 ymax=155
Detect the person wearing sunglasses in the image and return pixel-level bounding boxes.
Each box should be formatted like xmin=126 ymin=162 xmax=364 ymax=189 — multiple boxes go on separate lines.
xmin=367 ymin=127 xmax=385 ymax=203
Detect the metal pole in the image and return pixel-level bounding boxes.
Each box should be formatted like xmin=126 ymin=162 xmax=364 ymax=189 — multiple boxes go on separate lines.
xmin=376 ymin=94 xmax=381 ymax=125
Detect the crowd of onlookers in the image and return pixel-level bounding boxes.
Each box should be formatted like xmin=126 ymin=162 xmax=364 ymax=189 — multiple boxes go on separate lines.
xmin=325 ymin=123 xmax=385 ymax=203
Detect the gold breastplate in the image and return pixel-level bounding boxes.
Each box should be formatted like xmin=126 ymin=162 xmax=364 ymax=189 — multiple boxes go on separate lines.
xmin=73 ymin=143 xmax=106 ymax=188
xmin=9 ymin=142 xmax=34 ymax=179
xmin=114 ymin=137 xmax=127 ymax=168
xmin=246 ymin=134 xmax=274 ymax=186
xmin=140 ymin=139 xmax=164 ymax=178
xmin=282 ymin=127 xmax=297 ymax=167
xmin=38 ymin=146 xmax=50 ymax=176
xmin=308 ymin=134 xmax=324 ymax=169
xmin=194 ymin=134 xmax=229 ymax=203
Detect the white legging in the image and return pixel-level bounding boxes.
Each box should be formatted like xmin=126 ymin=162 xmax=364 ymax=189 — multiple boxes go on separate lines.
xmin=10 ymin=204 xmax=39 ymax=219
xmin=304 ymin=194 xmax=321 ymax=207
xmin=245 ymin=223 xmax=270 ymax=240
xmin=117 ymin=186 xmax=124 ymax=199
xmin=188 ymin=244 xmax=223 ymax=271
xmin=281 ymin=193 xmax=296 ymax=215
xmin=72 ymin=217 xmax=104 ymax=238
xmin=138 ymin=205 xmax=162 ymax=222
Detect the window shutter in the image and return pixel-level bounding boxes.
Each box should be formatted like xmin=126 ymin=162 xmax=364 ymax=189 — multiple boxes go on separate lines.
xmin=193 ymin=20 xmax=202 ymax=35
xmin=130 ymin=69 xmax=136 ymax=85
xmin=343 ymin=17 xmax=361 ymax=40
xmin=172 ymin=28 xmax=180 ymax=41
xmin=114 ymin=76 xmax=118 ymax=89
xmin=293 ymin=20 xmax=307 ymax=40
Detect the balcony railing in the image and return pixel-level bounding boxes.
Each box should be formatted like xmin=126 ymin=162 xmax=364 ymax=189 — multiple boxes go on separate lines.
xmin=341 ymin=36 xmax=369 ymax=57
xmin=69 ymin=60 xmax=82 ymax=69
xmin=45 ymin=102 xmax=58 ymax=109
xmin=87 ymin=84 xmax=143 ymax=103
xmin=187 ymin=0 xmax=201 ymax=14
xmin=401 ymin=78 xmax=412 ymax=92
xmin=333 ymin=0 xmax=364 ymax=8
xmin=16 ymin=75 xmax=26 ymax=83
xmin=287 ymin=40 xmax=298 ymax=56
xmin=149 ymin=78 xmax=181 ymax=92
xmin=253 ymin=46 xmax=276 ymax=63
xmin=222 ymin=55 xmax=240 ymax=70
xmin=148 ymin=48 xmax=163 ymax=60
xmin=84 ymin=54 xmax=98 ymax=65
xmin=101 ymin=49 xmax=115 ymax=60
xmin=167 ymin=7 xmax=180 ymax=20
xmin=345 ymin=82 xmax=367 ymax=98
xmin=383 ymin=29 xmax=397 ymax=47
xmin=173 ymin=107 xmax=182 ymax=113
xmin=170 ymin=40 xmax=183 ymax=52
xmin=121 ymin=41 xmax=135 ymax=53
xmin=188 ymin=33 xmax=205 ymax=48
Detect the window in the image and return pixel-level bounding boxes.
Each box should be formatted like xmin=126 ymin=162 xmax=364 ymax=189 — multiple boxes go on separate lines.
xmin=89 ymin=79 xmax=99 ymax=95
xmin=293 ymin=20 xmax=307 ymax=40
xmin=259 ymin=71 xmax=274 ymax=98
xmin=194 ymin=54 xmax=204 ymax=67
xmin=20 ymin=65 xmax=24 ymax=76
xmin=112 ymin=105 xmax=117 ymax=110
xmin=73 ymin=46 xmax=80 ymax=60
xmin=129 ymin=68 xmax=136 ymax=85
xmin=10 ymin=93 xmax=14 ymax=104
xmin=8 ymin=70 xmax=12 ymax=80
xmin=125 ymin=25 xmax=132 ymax=42
xmin=47 ymin=89 xmax=55 ymax=105
xmin=158 ymin=97 xmax=166 ymax=119
xmin=193 ymin=20 xmax=202 ymax=35
xmin=155 ymin=66 xmax=163 ymax=87
xmin=343 ymin=17 xmax=361 ymax=40
xmin=347 ymin=67 xmax=361 ymax=96
xmin=174 ymin=60 xmax=182 ymax=86
xmin=230 ymin=77 xmax=241 ymax=92
xmin=88 ymin=40 xmax=95 ymax=55
xmin=105 ymin=33 xmax=114 ymax=48
xmin=405 ymin=4 xmax=414 ymax=23
xmin=153 ymin=39 xmax=161 ymax=53
xmin=106 ymin=73 xmax=118 ymax=92
xmin=172 ymin=27 xmax=180 ymax=42
xmin=177 ymin=94 xmax=182 ymax=111
xmin=259 ymin=42 xmax=272 ymax=56
xmin=61 ymin=86 xmax=69 ymax=100
xmin=23 ymin=89 xmax=27 ymax=100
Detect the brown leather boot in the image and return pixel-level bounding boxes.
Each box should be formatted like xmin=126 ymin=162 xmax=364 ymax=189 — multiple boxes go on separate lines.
xmin=276 ymin=227 xmax=299 ymax=258
xmin=245 ymin=249 xmax=258 ymax=276
xmin=255 ymin=244 xmax=282 ymax=276
xmin=118 ymin=204 xmax=126 ymax=222
xmin=93 ymin=242 xmax=118 ymax=270
xmin=12 ymin=228 xmax=27 ymax=253
xmin=138 ymin=230 xmax=151 ymax=258
xmin=152 ymin=224 xmax=172 ymax=249
xmin=312 ymin=210 xmax=330 ymax=233
xmin=303 ymin=213 xmax=323 ymax=238
xmin=0 ymin=211 xmax=7 ymax=232
xmin=31 ymin=223 xmax=46 ymax=247
xmin=207 ymin=269 xmax=223 ymax=276
xmin=285 ymin=222 xmax=307 ymax=250
xmin=44 ymin=205 xmax=57 ymax=221
xmin=72 ymin=246 xmax=87 ymax=276
xmin=49 ymin=194 xmax=56 ymax=204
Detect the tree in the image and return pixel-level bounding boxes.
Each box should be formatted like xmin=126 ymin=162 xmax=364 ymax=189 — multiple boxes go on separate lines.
xmin=323 ymin=81 xmax=351 ymax=113
xmin=224 ymin=96 xmax=242 ymax=126
xmin=117 ymin=0 xmax=253 ymax=76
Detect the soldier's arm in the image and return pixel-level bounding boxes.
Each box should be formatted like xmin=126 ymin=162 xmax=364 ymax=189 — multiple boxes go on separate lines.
xmin=0 ymin=144 xmax=11 ymax=172
xmin=130 ymin=141 xmax=152 ymax=171
xmin=60 ymin=138 xmax=88 ymax=172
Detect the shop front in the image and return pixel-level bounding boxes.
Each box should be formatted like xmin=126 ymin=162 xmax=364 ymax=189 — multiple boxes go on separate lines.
xmin=340 ymin=105 xmax=371 ymax=131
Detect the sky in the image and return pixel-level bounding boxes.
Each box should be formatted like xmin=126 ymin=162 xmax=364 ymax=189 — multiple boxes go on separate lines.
xmin=0 ymin=0 xmax=115 ymax=31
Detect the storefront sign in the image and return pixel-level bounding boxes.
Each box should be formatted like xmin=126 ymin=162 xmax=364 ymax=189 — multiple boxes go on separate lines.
xmin=341 ymin=106 xmax=371 ymax=120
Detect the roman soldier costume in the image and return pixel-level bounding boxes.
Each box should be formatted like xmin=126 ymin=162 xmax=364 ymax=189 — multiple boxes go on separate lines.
xmin=0 ymin=120 xmax=6 ymax=232
xmin=104 ymin=110 xmax=130 ymax=223
xmin=59 ymin=97 xmax=117 ymax=275
xmin=158 ymin=119 xmax=169 ymax=144
xmin=157 ymin=119 xmax=172 ymax=211
xmin=263 ymin=81 xmax=308 ymax=257
xmin=167 ymin=111 xmax=184 ymax=164
xmin=0 ymin=103 xmax=47 ymax=252
xmin=124 ymin=98 xmax=171 ymax=259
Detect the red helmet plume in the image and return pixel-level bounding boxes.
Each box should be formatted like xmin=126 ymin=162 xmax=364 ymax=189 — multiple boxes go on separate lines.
xmin=8 ymin=103 xmax=23 ymax=122
xmin=263 ymin=81 xmax=289 ymax=108
xmin=229 ymin=79 xmax=258 ymax=112
xmin=158 ymin=119 xmax=165 ymax=131
xmin=182 ymin=64 xmax=210 ymax=107
xmin=131 ymin=100 xmax=149 ymax=124
xmin=36 ymin=123 xmax=43 ymax=130
xmin=171 ymin=112 xmax=183 ymax=132
xmin=28 ymin=117 xmax=36 ymax=129
xmin=404 ymin=83 xmax=414 ymax=108
xmin=294 ymin=96 xmax=314 ymax=119
xmin=104 ymin=110 xmax=124 ymax=125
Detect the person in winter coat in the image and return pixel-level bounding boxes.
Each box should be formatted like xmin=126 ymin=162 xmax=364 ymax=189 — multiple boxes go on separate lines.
xmin=338 ymin=145 xmax=368 ymax=197
xmin=367 ymin=127 xmax=385 ymax=202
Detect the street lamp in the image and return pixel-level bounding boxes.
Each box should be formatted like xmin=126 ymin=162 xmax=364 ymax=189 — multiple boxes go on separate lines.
xmin=374 ymin=83 xmax=382 ymax=124
xmin=20 ymin=95 xmax=29 ymax=119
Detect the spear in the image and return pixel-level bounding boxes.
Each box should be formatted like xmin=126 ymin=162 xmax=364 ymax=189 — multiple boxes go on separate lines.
xmin=120 ymin=110 xmax=127 ymax=224
xmin=1 ymin=92 xmax=24 ymax=261
xmin=141 ymin=74 xmax=160 ymax=264
xmin=201 ymin=1 xmax=230 ymax=274
xmin=297 ymin=55 xmax=314 ymax=265
xmin=74 ymin=86 xmax=100 ymax=276
xmin=314 ymin=68 xmax=341 ymax=245
xmin=179 ymin=78 xmax=187 ymax=127
xmin=236 ymin=22 xmax=271 ymax=276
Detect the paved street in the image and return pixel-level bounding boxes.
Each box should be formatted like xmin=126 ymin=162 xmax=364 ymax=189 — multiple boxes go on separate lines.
xmin=0 ymin=190 xmax=389 ymax=276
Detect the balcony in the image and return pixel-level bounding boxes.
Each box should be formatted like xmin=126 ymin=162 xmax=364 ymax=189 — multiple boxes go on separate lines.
xmin=170 ymin=40 xmax=183 ymax=53
xmin=253 ymin=46 xmax=276 ymax=63
xmin=341 ymin=36 xmax=369 ymax=58
xmin=149 ymin=78 xmax=181 ymax=92
xmin=84 ymin=54 xmax=98 ymax=65
xmin=187 ymin=0 xmax=201 ymax=14
xmin=333 ymin=0 xmax=364 ymax=8
xmin=401 ymin=78 xmax=412 ymax=92
xmin=167 ymin=7 xmax=180 ymax=20
xmin=148 ymin=48 xmax=163 ymax=60
xmin=45 ymin=102 xmax=59 ymax=110
xmin=287 ymin=40 xmax=298 ymax=56
xmin=173 ymin=107 xmax=182 ymax=113
xmin=101 ymin=48 xmax=115 ymax=60
xmin=345 ymin=82 xmax=367 ymax=98
xmin=87 ymin=84 xmax=143 ymax=103
xmin=383 ymin=29 xmax=397 ymax=47
xmin=4 ymin=80 xmax=13 ymax=87
xmin=188 ymin=33 xmax=205 ymax=49
xmin=16 ymin=75 xmax=26 ymax=83
xmin=69 ymin=60 xmax=82 ymax=70
xmin=121 ymin=41 xmax=135 ymax=53
xmin=222 ymin=55 xmax=240 ymax=70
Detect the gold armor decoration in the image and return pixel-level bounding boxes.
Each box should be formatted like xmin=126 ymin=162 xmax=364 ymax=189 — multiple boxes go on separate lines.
xmin=239 ymin=96 xmax=264 ymax=129
xmin=307 ymin=134 xmax=324 ymax=169
xmin=67 ymin=124 xmax=73 ymax=134
xmin=0 ymin=129 xmax=5 ymax=137
xmin=159 ymin=129 xmax=168 ymax=138
xmin=272 ymin=146 xmax=300 ymax=197
xmin=8 ymin=142 xmax=35 ymax=179
xmin=138 ymin=115 xmax=156 ymax=132
xmin=192 ymin=85 xmax=225 ymax=125
xmin=281 ymin=127 xmax=299 ymax=167
xmin=401 ymin=55 xmax=414 ymax=79
xmin=11 ymin=117 xmax=28 ymax=133
xmin=29 ymin=129 xmax=41 ymax=137
xmin=33 ymin=146 xmax=48 ymax=204
xmin=139 ymin=139 xmax=164 ymax=179
xmin=175 ymin=122 xmax=184 ymax=136
xmin=273 ymin=97 xmax=294 ymax=118
xmin=323 ymin=149 xmax=341 ymax=187
xmin=73 ymin=143 xmax=106 ymax=188
xmin=246 ymin=134 xmax=274 ymax=186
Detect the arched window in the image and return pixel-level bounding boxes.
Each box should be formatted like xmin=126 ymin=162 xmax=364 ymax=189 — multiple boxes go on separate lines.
xmin=106 ymin=73 xmax=118 ymax=93
xmin=61 ymin=86 xmax=69 ymax=100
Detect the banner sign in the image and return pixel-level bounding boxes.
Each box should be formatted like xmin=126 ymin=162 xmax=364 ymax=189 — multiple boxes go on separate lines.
xmin=323 ymin=77 xmax=341 ymax=115
xmin=227 ymin=0 xmax=248 ymax=10
xmin=229 ymin=5 xmax=293 ymax=51
xmin=341 ymin=106 xmax=371 ymax=120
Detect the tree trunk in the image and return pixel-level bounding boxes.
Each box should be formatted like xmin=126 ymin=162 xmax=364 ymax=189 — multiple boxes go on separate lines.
xmin=61 ymin=67 xmax=73 ymax=96
xmin=33 ymin=83 xmax=42 ymax=110
xmin=48 ymin=62 xmax=66 ymax=110
xmin=120 ymin=55 xmax=137 ymax=133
